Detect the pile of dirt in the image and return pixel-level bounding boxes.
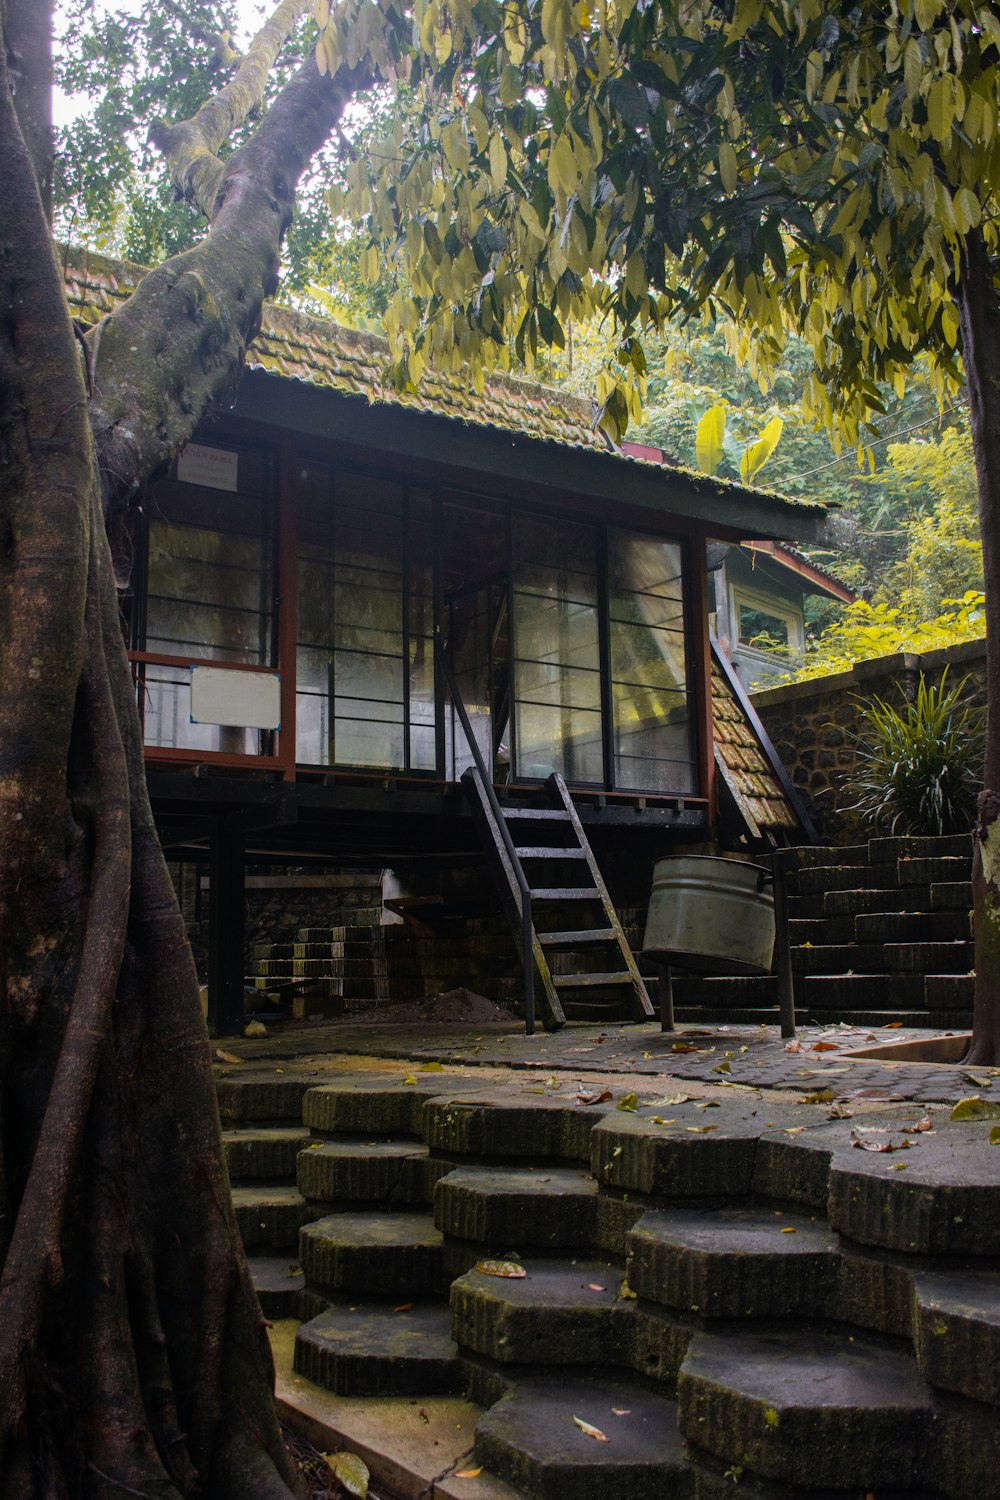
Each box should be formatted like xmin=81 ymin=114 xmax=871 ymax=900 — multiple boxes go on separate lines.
xmin=351 ymin=987 xmax=517 ymax=1026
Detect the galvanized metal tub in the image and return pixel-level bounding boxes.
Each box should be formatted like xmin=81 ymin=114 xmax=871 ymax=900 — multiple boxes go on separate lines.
xmin=642 ymin=854 xmax=775 ymax=975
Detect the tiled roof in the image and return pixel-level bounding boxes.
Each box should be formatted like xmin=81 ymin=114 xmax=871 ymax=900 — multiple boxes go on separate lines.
xmin=711 ymin=656 xmax=800 ymax=833
xmin=61 ymin=246 xmax=823 ymax=517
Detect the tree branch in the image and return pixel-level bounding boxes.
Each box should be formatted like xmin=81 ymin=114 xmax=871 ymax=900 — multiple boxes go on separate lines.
xmin=160 ymin=0 xmax=243 ymax=67
xmin=149 ymin=0 xmax=313 ymax=219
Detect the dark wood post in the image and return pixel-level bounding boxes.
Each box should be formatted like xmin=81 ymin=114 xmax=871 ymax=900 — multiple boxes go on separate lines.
xmin=208 ymin=815 xmax=246 ymax=1037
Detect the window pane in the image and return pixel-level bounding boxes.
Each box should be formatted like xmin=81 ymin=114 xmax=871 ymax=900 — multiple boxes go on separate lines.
xmin=738 ymin=603 xmax=790 ymax=648
xmin=517 ymin=704 xmax=604 ymax=783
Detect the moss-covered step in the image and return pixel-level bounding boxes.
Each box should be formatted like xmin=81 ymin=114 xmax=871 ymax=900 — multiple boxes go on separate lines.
xmin=247 ymin=1253 xmax=305 ymax=1318
xmin=222 ymin=1125 xmax=310 ymax=1181
xmin=450 ymin=1259 xmax=630 ymax=1366
xmin=475 ymin=1378 xmax=693 ymax=1500
xmin=295 ymin=1297 xmax=461 ymax=1396
xmin=301 ymin=1071 xmax=483 ymax=1137
xmin=592 ymin=1100 xmax=822 ymax=1199
xmin=216 ymin=1070 xmax=315 ymax=1123
xmin=434 ymin=1166 xmax=600 ymax=1251
xmin=296 ymin=1137 xmax=440 ymax=1204
xmin=626 ymin=1206 xmax=839 ymax=1319
xmin=231 ymin=1185 xmax=314 ymax=1250
xmin=422 ymin=1090 xmax=611 ymax=1163
xmin=300 ymin=1210 xmax=449 ymax=1296
xmin=678 ymin=1328 xmax=937 ymax=1491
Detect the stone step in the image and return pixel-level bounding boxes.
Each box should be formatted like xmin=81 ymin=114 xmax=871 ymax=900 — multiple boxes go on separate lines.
xmin=820 ymin=886 xmax=918 ymax=917
xmin=924 ymin=973 xmax=975 ymax=1009
xmin=216 ymin=1071 xmax=313 ymax=1123
xmin=626 ymin=1206 xmax=838 ymax=1319
xmin=678 ymin=1328 xmax=935 ymax=1490
xmin=898 ymin=856 xmax=972 ymax=886
xmin=868 ymin=833 xmax=973 ymax=863
xmin=300 ymin=1211 xmax=450 ymax=1296
xmin=854 ymin=910 xmax=971 ymax=943
xmin=930 ymin=880 xmax=973 ymax=910
xmin=798 ymin=974 xmax=919 ymax=1009
xmin=787 ymin=915 xmax=856 ymax=946
xmin=434 ymin=1166 xmax=602 ymax=1252
xmin=253 ymin=958 xmax=383 ymax=977
xmin=784 ymin=843 xmax=869 ymax=871
xmin=475 ymin=1379 xmax=690 ymax=1500
xmin=793 ymin=864 xmax=890 ymax=895
xmin=790 ymin=942 xmax=884 ymax=974
xmin=451 ymin=1258 xmax=627 ymax=1366
xmin=913 ymin=1269 xmax=1000 ymax=1405
xmin=231 ymin=1185 xmax=313 ymax=1250
xmin=222 ymin=1125 xmax=310 ymax=1181
xmin=247 ymin=1254 xmax=306 ymax=1318
xmin=296 ymin=1137 xmax=439 ymax=1204
xmin=422 ymin=1090 xmax=609 ymax=1163
xmin=883 ymin=940 xmax=974 ymax=974
xmin=302 ymin=1071 xmax=482 ymax=1137
xmin=295 ymin=1298 xmax=461 ymax=1396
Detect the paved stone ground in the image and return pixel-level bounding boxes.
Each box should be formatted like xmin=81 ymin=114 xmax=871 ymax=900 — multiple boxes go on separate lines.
xmin=222 ymin=1018 xmax=994 ymax=1107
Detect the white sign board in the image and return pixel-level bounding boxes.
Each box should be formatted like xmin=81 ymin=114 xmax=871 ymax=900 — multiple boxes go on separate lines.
xmin=190 ymin=666 xmax=281 ymax=730
xmin=177 ymin=442 xmax=239 ymax=492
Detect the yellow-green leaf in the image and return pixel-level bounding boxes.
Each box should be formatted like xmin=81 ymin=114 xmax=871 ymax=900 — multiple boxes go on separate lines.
xmin=719 ymin=142 xmax=738 ymax=193
xmin=617 ymin=1091 xmax=638 ymax=1112
xmin=696 ymin=405 xmax=726 ymax=475
xmin=950 ymin=1095 xmax=1000 ymax=1121
xmin=740 ymin=416 xmax=784 ymax=482
xmin=323 ymin=1452 xmax=369 ymax=1499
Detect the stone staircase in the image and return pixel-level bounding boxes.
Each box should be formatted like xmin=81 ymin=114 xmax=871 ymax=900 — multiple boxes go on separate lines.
xmin=219 ymin=1066 xmax=1000 ymax=1499
xmin=672 ymin=832 xmax=975 ymax=1030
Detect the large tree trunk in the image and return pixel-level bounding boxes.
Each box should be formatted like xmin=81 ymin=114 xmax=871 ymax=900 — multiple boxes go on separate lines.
xmin=0 ymin=4 xmax=370 ymax=1492
xmin=955 ymin=230 xmax=1000 ymax=1066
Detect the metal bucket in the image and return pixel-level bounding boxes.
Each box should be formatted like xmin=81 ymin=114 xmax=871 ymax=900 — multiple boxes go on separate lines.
xmin=642 ymin=855 xmax=775 ymax=975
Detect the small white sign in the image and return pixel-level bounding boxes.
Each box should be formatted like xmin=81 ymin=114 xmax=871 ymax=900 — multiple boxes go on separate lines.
xmin=190 ymin=666 xmax=281 ymax=730
xmin=177 ymin=442 xmax=239 ymax=492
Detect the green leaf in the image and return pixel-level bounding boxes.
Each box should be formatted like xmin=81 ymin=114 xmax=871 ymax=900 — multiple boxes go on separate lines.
xmin=323 ymin=1452 xmax=369 ymax=1499
xmin=696 ymin=405 xmax=727 ymax=475
xmin=617 ymin=1091 xmax=639 ymax=1112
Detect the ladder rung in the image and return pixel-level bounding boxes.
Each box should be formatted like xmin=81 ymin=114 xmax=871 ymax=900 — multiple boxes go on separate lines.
xmin=501 ymin=808 xmax=573 ymax=821
xmin=529 ymin=887 xmax=602 ymax=901
xmin=552 ymin=972 xmax=634 ymax=987
xmin=539 ymin=928 xmax=617 ymax=946
xmin=514 ymin=846 xmax=586 ymax=860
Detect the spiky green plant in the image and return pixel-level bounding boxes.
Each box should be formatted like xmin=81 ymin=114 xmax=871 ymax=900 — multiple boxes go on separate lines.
xmin=849 ymin=670 xmax=985 ymax=837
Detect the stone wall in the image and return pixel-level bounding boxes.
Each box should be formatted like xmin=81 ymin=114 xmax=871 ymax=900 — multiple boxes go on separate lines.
xmin=752 ymin=637 xmax=986 ymax=845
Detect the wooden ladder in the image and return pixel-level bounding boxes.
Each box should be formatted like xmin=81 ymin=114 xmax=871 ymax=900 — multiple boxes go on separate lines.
xmin=463 ymin=768 xmax=655 ymax=1030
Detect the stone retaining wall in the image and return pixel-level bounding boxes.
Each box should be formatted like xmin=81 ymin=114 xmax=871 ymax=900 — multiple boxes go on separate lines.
xmin=752 ymin=637 xmax=986 ymax=844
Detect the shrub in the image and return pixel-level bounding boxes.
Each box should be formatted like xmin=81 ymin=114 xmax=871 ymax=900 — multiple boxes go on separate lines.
xmin=849 ymin=670 xmax=984 ymax=837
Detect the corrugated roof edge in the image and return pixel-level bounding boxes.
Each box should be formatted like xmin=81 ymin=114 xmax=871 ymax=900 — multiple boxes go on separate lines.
xmin=61 ymin=242 xmax=825 ymax=518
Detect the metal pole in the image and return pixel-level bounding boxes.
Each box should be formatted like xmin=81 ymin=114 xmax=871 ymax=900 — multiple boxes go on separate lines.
xmin=771 ymin=848 xmax=796 ymax=1038
xmin=658 ymin=962 xmax=675 ymax=1033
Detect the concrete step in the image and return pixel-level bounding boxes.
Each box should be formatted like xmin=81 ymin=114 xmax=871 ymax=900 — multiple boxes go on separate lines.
xmin=300 ymin=1211 xmax=450 ymax=1296
xmin=247 ymin=1254 xmax=306 ymax=1318
xmin=678 ymin=1328 xmax=935 ymax=1490
xmin=451 ymin=1258 xmax=627 ymax=1366
xmin=793 ymin=864 xmax=891 ymax=895
xmin=296 ymin=1137 xmax=438 ymax=1205
xmin=422 ymin=1090 xmax=609 ymax=1163
xmin=798 ymin=974 xmax=919 ymax=1009
xmin=924 ymin=973 xmax=975 ymax=1009
xmin=898 ymin=856 xmax=972 ymax=886
xmin=626 ymin=1206 xmax=838 ymax=1319
xmin=931 ymin=880 xmax=973 ymax=910
xmin=784 ymin=843 xmax=869 ymax=871
xmin=790 ymin=942 xmax=884 ymax=974
xmin=868 ymin=833 xmax=973 ymax=864
xmin=854 ymin=910 xmax=971 ymax=943
xmin=295 ymin=1298 xmax=461 ymax=1396
xmin=821 ymin=886 xmax=917 ymax=917
xmin=913 ymin=1270 xmax=1000 ymax=1405
xmin=475 ymin=1379 xmax=690 ymax=1500
xmin=216 ymin=1071 xmax=313 ymax=1123
xmin=434 ymin=1166 xmax=601 ymax=1252
xmin=787 ymin=916 xmax=855 ymax=946
xmin=222 ymin=1125 xmax=310 ymax=1181
xmin=883 ymin=941 xmax=974 ymax=974
xmin=231 ymin=1184 xmax=313 ymax=1250
xmin=302 ymin=1071 xmax=482 ymax=1137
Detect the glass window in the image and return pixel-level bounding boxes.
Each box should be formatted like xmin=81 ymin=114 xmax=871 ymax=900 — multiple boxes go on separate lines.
xmin=609 ymin=530 xmax=695 ymax=794
xmin=737 ymin=601 xmax=792 ymax=649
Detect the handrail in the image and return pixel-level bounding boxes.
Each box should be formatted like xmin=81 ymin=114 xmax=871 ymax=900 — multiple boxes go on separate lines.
xmin=433 ymin=633 xmax=536 ymax=1035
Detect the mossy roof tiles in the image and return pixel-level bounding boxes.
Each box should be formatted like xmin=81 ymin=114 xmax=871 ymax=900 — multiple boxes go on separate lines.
xmin=711 ymin=661 xmax=799 ymax=831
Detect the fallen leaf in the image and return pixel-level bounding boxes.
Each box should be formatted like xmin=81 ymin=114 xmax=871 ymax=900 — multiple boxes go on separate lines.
xmin=454 ymin=1468 xmax=483 ymax=1480
xmin=810 ymin=1041 xmax=840 ymax=1052
xmin=419 ymin=1061 xmax=445 ymax=1072
xmin=784 ymin=1040 xmax=802 ymax=1053
xmin=323 ymin=1451 xmax=369 ymax=1498
xmin=964 ymin=1072 xmax=993 ymax=1089
xmin=800 ymin=1090 xmax=834 ymax=1104
xmin=394 ymin=1303 xmax=413 ymax=1312
xmin=612 ymin=1408 xmax=631 ymax=1416
xmin=713 ymin=1061 xmax=732 ymax=1075
xmin=671 ymin=1042 xmax=700 ymax=1053
xmin=694 ymin=1100 xmax=720 ymax=1110
xmin=902 ymin=1115 xmax=934 ymax=1133
xmin=951 ymin=1096 xmax=1000 ymax=1122
xmin=215 ymin=1050 xmax=243 ymax=1065
xmin=587 ymin=1283 xmax=606 ymax=1291
xmin=686 ymin=1125 xmax=719 ymax=1133
xmin=287 ymin=1264 xmax=303 ymax=1277
xmin=619 ymin=1281 xmax=637 ymax=1300
xmin=649 ymin=1116 xmax=676 ymax=1126
xmin=617 ymin=1092 xmax=638 ymax=1112
xmin=403 ymin=1073 xmax=418 ymax=1086
xmin=990 ymin=1126 xmax=1000 ymax=1144
xmin=852 ymin=1130 xmax=910 ymax=1153
xmin=780 ymin=1227 xmax=796 ymax=1234
xmin=885 ymin=1021 xmax=903 ymax=1029
xmin=650 ymin=1093 xmax=693 ymax=1106
xmin=577 ymin=1089 xmax=613 ymax=1107
xmin=475 ymin=1260 xmax=526 ymax=1279
xmin=573 ymin=1416 xmax=609 ymax=1443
